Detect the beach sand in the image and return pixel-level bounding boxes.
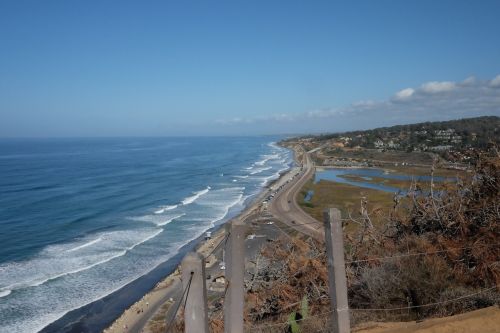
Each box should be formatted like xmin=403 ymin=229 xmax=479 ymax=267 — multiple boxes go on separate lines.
xmin=103 ymin=171 xmax=287 ymax=333
xmin=103 ymin=227 xmax=229 ymax=333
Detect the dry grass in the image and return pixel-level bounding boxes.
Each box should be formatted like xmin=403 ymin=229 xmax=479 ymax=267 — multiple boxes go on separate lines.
xmin=298 ymin=179 xmax=395 ymax=234
xmin=246 ymin=149 xmax=499 ymax=331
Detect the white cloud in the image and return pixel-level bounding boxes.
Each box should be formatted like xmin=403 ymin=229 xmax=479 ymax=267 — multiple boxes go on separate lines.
xmin=490 ymin=74 xmax=500 ymax=87
xmin=420 ymin=81 xmax=456 ymax=93
xmin=394 ymin=88 xmax=415 ymax=100
xmin=462 ymin=76 xmax=476 ymax=85
xmin=214 ymin=75 xmax=500 ymax=133
xmin=306 ymin=109 xmax=342 ymax=118
xmin=351 ymin=100 xmax=377 ymax=107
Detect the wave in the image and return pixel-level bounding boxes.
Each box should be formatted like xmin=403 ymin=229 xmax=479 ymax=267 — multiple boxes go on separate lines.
xmin=190 ymin=187 xmax=246 ymax=229
xmin=29 ymin=229 xmax=163 ymax=288
xmin=207 ymin=193 xmax=244 ymax=227
xmin=267 ymin=141 xmax=279 ymax=149
xmin=154 ymin=204 xmax=178 ymax=214
xmin=254 ymin=154 xmax=280 ymax=166
xmin=156 ymin=213 xmax=185 ymax=226
xmin=181 ymin=186 xmax=211 ymax=205
xmin=0 ymin=226 xmax=177 ymax=333
xmin=0 ymin=289 xmax=11 ymax=298
xmin=0 ymin=138 xmax=296 ymax=333
xmin=259 ymin=165 xmax=291 ymax=186
xmin=66 ymin=237 xmax=102 ymax=253
xmin=250 ymin=166 xmax=272 ymax=175
xmin=0 ymin=228 xmax=163 ymax=292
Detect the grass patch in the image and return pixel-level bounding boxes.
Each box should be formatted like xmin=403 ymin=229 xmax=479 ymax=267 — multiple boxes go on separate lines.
xmin=298 ymin=179 xmax=394 ymax=234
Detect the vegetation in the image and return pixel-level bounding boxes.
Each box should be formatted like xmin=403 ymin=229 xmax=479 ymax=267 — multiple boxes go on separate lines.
xmin=283 ymin=116 xmax=499 ymax=165
xmin=298 ymin=179 xmax=395 ymax=234
xmin=162 ymin=144 xmax=499 ymax=333
xmin=346 ymin=148 xmax=499 ymax=319
xmin=314 ymin=116 xmax=499 ymax=150
xmin=244 ymin=148 xmax=499 ymax=331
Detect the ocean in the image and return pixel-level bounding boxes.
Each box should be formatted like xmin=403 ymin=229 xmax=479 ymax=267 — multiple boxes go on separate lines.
xmin=0 ymin=137 xmax=292 ymax=333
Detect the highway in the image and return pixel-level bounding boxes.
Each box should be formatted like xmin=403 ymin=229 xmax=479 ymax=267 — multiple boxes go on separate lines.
xmin=268 ymin=148 xmax=324 ymax=241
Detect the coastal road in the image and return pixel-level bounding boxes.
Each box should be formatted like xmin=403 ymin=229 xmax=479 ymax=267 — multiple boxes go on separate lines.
xmin=123 ymin=146 xmax=323 ymax=333
xmin=268 ymin=148 xmax=324 ymax=240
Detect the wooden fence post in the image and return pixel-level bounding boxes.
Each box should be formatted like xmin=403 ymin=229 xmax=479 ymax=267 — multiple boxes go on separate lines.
xmin=181 ymin=252 xmax=209 ymax=333
xmin=323 ymin=208 xmax=350 ymax=333
xmin=224 ymin=220 xmax=247 ymax=333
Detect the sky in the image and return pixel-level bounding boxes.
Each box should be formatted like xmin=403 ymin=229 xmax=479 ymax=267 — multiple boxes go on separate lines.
xmin=0 ymin=0 xmax=499 ymax=137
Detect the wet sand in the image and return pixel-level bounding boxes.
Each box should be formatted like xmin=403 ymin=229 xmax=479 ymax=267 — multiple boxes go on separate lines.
xmin=103 ymin=169 xmax=292 ymax=333
xmin=104 ymin=230 xmax=228 ymax=333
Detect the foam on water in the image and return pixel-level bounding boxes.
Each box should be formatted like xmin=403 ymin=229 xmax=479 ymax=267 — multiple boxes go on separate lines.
xmin=0 ymin=228 xmax=163 ymax=293
xmin=156 ymin=213 xmax=185 ymax=226
xmin=250 ymin=166 xmax=272 ymax=175
xmin=154 ymin=205 xmax=177 ymax=214
xmin=181 ymin=186 xmax=211 ymax=205
xmin=0 ymin=227 xmax=169 ymax=333
xmin=0 ymin=138 xmax=294 ymax=333
xmin=66 ymin=237 xmax=103 ymax=253
xmin=254 ymin=153 xmax=280 ymax=166
xmin=130 ymin=212 xmax=185 ymax=227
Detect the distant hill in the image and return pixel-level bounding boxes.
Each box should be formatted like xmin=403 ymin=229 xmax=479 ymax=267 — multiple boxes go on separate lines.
xmin=307 ymin=116 xmax=499 ymax=152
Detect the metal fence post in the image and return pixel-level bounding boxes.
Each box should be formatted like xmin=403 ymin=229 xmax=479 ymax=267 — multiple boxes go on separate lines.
xmin=323 ymin=208 xmax=350 ymax=333
xmin=224 ymin=220 xmax=247 ymax=333
xmin=181 ymin=252 xmax=209 ymax=333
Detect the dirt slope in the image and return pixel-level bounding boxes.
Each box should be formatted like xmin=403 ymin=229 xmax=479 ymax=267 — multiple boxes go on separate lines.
xmin=354 ymin=306 xmax=500 ymax=333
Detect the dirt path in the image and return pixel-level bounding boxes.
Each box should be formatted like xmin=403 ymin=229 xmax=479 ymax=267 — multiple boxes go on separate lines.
xmin=354 ymin=306 xmax=500 ymax=333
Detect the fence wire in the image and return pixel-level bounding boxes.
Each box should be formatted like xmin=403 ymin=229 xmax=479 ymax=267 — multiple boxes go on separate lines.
xmin=165 ymin=273 xmax=193 ymax=333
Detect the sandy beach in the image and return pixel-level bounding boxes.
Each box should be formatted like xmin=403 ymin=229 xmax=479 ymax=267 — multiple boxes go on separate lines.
xmin=103 ymin=165 xmax=295 ymax=333
xmin=103 ymin=229 xmax=228 ymax=333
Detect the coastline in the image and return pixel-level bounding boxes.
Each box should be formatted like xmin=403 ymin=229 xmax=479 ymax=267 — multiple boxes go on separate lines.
xmin=39 ymin=145 xmax=294 ymax=333
xmin=103 ymin=166 xmax=286 ymax=333
xmin=102 ymin=168 xmax=289 ymax=333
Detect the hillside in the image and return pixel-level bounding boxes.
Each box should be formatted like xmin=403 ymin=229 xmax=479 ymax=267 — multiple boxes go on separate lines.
xmin=287 ymin=116 xmax=499 ymax=164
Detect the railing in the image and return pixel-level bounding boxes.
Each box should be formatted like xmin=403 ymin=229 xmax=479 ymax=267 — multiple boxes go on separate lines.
xmin=164 ymin=208 xmax=498 ymax=333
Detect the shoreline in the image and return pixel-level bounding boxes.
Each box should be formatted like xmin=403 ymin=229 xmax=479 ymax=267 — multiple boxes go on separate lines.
xmin=39 ymin=146 xmax=294 ymax=333
xmin=103 ymin=167 xmax=288 ymax=332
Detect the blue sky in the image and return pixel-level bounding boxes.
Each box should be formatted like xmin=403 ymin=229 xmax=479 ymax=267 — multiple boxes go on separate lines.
xmin=1 ymin=0 xmax=499 ymax=137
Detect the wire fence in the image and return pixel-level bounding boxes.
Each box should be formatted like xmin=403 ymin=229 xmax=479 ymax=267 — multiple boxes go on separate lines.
xmin=246 ymin=216 xmax=499 ymax=331
xmin=345 ymin=243 xmax=500 ymax=264
xmin=169 ymin=206 xmax=499 ymax=332
xmin=249 ymin=285 xmax=498 ymax=331
xmin=266 ymin=219 xmax=500 ymax=264
xmin=165 ymin=273 xmax=193 ymax=333
xmin=204 ymin=232 xmax=230 ymax=260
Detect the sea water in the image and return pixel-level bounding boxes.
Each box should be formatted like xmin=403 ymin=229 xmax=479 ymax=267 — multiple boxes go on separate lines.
xmin=0 ymin=137 xmax=292 ymax=333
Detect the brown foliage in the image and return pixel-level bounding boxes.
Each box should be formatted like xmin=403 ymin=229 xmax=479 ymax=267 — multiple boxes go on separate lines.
xmin=346 ymin=151 xmax=499 ymax=320
xmin=245 ymin=236 xmax=331 ymax=329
